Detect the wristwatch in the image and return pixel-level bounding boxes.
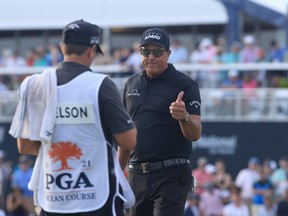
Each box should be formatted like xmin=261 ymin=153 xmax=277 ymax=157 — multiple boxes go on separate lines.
xmin=180 ymin=111 xmax=189 ymax=123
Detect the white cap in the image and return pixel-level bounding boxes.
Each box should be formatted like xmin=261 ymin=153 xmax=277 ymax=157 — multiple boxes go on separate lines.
xmin=243 ymin=35 xmax=255 ymax=44
xmin=205 ymin=164 xmax=216 ymax=174
xmin=200 ymin=38 xmax=212 ymax=49
xmin=228 ymin=69 xmax=239 ymax=77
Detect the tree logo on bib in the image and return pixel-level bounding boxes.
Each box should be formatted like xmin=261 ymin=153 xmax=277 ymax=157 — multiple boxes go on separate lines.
xmin=49 ymin=141 xmax=83 ymax=171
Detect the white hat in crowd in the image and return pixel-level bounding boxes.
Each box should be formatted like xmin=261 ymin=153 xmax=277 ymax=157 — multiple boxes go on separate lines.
xmin=243 ymin=35 xmax=255 ymax=44
xmin=228 ymin=69 xmax=239 ymax=77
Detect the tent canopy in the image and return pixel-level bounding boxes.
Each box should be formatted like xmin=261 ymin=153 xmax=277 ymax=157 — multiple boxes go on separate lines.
xmin=0 ymin=0 xmax=228 ymax=30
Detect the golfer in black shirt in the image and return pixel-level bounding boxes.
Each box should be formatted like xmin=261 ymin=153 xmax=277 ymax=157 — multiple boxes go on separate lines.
xmin=123 ymin=27 xmax=202 ymax=216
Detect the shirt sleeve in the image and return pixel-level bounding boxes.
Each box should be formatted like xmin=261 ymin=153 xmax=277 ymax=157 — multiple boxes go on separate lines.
xmin=99 ymin=77 xmax=134 ymax=136
xmin=184 ymin=79 xmax=201 ymax=116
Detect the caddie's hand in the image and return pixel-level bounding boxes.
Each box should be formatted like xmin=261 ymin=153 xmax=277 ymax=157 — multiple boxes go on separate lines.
xmin=169 ymin=91 xmax=187 ymax=121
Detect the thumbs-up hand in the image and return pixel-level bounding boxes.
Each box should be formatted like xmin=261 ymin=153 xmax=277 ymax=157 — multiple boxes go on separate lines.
xmin=176 ymin=91 xmax=184 ymax=102
xmin=169 ymin=91 xmax=187 ymax=121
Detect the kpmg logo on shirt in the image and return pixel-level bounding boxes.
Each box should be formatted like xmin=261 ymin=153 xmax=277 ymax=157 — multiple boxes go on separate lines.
xmin=127 ymin=89 xmax=140 ymax=96
xmin=189 ymin=100 xmax=200 ymax=108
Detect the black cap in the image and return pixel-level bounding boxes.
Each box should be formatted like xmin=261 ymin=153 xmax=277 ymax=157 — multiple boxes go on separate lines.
xmin=62 ymin=19 xmax=103 ymax=55
xmin=140 ymin=27 xmax=170 ymax=50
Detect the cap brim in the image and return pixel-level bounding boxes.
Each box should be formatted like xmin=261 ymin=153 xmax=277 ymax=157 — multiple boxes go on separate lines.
xmin=96 ymin=44 xmax=104 ymax=55
xmin=140 ymin=41 xmax=165 ymax=49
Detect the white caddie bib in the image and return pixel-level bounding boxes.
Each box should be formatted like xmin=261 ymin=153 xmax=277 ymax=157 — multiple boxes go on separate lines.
xmin=37 ymin=72 xmax=110 ymax=213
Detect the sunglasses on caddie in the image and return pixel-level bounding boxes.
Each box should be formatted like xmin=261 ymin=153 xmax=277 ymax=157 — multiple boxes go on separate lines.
xmin=140 ymin=47 xmax=165 ymax=57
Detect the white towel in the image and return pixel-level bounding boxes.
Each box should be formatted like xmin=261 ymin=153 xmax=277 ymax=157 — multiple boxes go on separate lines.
xmin=9 ymin=68 xmax=57 ymax=208
xmin=28 ymin=144 xmax=43 ymax=206
xmin=9 ymin=68 xmax=57 ymax=142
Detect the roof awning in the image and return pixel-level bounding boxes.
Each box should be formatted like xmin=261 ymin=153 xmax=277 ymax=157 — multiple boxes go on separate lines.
xmin=0 ymin=0 xmax=228 ymax=30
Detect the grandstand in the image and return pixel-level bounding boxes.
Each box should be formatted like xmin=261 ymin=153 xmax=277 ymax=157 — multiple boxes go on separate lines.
xmin=1 ymin=0 xmax=288 ymax=54
xmin=1 ymin=63 xmax=288 ymax=122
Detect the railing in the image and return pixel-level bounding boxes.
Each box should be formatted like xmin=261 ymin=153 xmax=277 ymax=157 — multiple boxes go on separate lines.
xmin=200 ymin=88 xmax=288 ymax=122
xmin=1 ymin=88 xmax=288 ymax=122
xmin=0 ymin=91 xmax=18 ymax=122
xmin=1 ymin=63 xmax=288 ymax=122
xmin=1 ymin=62 xmax=288 ymax=74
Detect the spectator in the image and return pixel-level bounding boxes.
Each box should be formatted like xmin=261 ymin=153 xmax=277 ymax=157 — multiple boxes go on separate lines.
xmin=268 ymin=39 xmax=286 ymax=63
xmin=24 ymin=48 xmax=35 ymax=67
xmin=214 ymin=69 xmax=243 ymax=115
xmin=6 ymin=187 xmax=28 ymax=216
xmin=276 ymin=187 xmax=288 ymax=216
xmin=1 ymin=49 xmax=27 ymax=68
xmin=0 ymin=150 xmax=13 ymax=211
xmin=242 ymin=71 xmax=259 ymax=89
xmin=219 ymin=189 xmax=231 ymax=206
xmin=220 ymin=69 xmax=242 ymax=89
xmin=192 ymin=157 xmax=213 ymax=195
xmin=255 ymin=195 xmax=277 ymax=216
xmin=92 ymin=44 xmax=111 ymax=65
xmin=255 ymin=47 xmax=268 ymax=87
xmin=215 ymin=36 xmax=227 ymax=55
xmin=111 ymin=48 xmax=122 ymax=65
xmin=184 ymin=193 xmax=200 ymax=216
xmin=222 ymin=186 xmax=250 ymax=216
xmin=269 ymin=73 xmax=288 ymax=88
xmin=241 ymin=71 xmax=260 ymax=115
xmin=1 ymin=49 xmax=27 ymax=90
xmin=262 ymin=159 xmax=277 ymax=181
xmin=0 ymin=76 xmax=9 ymax=92
xmin=257 ymin=47 xmax=267 ymax=62
xmin=235 ymin=157 xmax=260 ymax=206
xmin=239 ymin=35 xmax=259 ymax=63
xmin=217 ymin=41 xmax=242 ymax=85
xmin=11 ymin=156 xmax=34 ymax=216
xmin=266 ymin=40 xmax=288 ymax=88
xmin=199 ymin=183 xmax=223 ymax=216
xmin=221 ymin=41 xmax=241 ymax=64
xmin=46 ymin=43 xmax=63 ymax=66
xmin=124 ymin=42 xmax=142 ymax=75
xmin=251 ymin=168 xmax=273 ymax=216
xmin=32 ymin=46 xmax=49 ymax=67
xmin=189 ymin=41 xmax=202 ymax=63
xmin=213 ymin=159 xmax=233 ymax=192
xmin=119 ymin=47 xmax=131 ymax=64
xmin=114 ymin=47 xmax=132 ymax=77
xmin=168 ymin=39 xmax=189 ymax=63
xmin=271 ymin=155 xmax=288 ymax=199
xmin=189 ymin=38 xmax=217 ymax=88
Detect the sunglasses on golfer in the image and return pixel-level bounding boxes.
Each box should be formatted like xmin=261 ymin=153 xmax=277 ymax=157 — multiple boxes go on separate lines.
xmin=140 ymin=47 xmax=165 ymax=57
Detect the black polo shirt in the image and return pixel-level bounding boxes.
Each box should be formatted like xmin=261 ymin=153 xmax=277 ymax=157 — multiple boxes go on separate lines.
xmin=123 ymin=64 xmax=201 ymax=163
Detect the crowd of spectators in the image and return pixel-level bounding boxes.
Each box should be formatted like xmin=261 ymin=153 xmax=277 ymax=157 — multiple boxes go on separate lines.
xmin=0 ymin=35 xmax=288 ymax=91
xmin=0 ymin=150 xmax=287 ymax=216
xmin=0 ymin=151 xmax=37 ymax=216
xmin=185 ymin=156 xmax=288 ymax=216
